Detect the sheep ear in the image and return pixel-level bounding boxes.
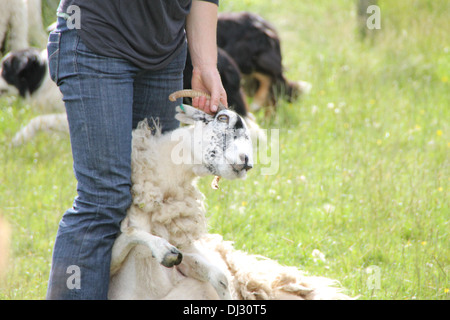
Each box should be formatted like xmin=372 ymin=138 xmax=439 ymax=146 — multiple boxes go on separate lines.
xmin=175 ymin=105 xmax=214 ymax=125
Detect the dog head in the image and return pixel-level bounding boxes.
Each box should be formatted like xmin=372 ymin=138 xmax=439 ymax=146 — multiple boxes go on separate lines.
xmin=0 ymin=48 xmax=47 ymax=97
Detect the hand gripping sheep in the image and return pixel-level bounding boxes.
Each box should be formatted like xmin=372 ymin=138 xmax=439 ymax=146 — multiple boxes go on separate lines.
xmin=108 ymin=90 xmax=350 ymax=300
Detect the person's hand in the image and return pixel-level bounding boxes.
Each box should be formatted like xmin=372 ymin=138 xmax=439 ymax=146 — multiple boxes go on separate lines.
xmin=191 ymin=66 xmax=227 ymax=114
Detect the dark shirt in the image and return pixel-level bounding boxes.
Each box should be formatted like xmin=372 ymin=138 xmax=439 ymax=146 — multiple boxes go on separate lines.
xmin=58 ymin=0 xmax=218 ymax=70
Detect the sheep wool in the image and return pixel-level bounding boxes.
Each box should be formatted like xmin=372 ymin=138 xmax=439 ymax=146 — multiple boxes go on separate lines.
xmin=196 ymin=234 xmax=352 ymax=300
xmin=125 ymin=120 xmax=207 ymax=249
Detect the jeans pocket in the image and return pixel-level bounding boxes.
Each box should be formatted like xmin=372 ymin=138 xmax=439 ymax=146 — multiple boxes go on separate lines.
xmin=47 ymin=31 xmax=61 ymax=84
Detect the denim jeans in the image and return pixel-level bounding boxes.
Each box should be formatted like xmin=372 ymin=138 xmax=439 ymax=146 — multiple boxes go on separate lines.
xmin=46 ymin=18 xmax=186 ymax=299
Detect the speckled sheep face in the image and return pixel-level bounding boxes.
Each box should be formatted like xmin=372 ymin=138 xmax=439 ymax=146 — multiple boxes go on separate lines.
xmin=174 ymin=105 xmax=253 ymax=180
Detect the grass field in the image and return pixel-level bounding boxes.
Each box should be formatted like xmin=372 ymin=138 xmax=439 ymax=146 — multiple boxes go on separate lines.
xmin=0 ymin=0 xmax=448 ymax=299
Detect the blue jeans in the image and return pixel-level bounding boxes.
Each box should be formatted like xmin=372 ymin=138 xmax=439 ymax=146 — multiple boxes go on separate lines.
xmin=46 ymin=18 xmax=186 ymax=299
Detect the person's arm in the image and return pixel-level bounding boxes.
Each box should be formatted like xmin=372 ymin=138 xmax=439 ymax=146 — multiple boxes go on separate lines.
xmin=186 ymin=0 xmax=227 ymax=114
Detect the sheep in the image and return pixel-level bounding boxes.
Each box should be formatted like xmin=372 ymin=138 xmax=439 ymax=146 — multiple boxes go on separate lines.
xmin=108 ymin=90 xmax=253 ymax=299
xmin=11 ymin=113 xmax=68 ymax=146
xmin=108 ymin=89 xmax=350 ymax=300
xmin=195 ymin=234 xmax=351 ymax=300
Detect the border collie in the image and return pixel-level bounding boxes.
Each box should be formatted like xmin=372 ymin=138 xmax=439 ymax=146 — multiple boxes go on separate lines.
xmin=0 ymin=47 xmax=63 ymax=112
xmin=217 ymin=11 xmax=311 ymax=111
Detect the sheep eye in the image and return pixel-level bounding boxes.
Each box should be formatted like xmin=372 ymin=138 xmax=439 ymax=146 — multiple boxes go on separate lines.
xmin=217 ymin=114 xmax=229 ymax=123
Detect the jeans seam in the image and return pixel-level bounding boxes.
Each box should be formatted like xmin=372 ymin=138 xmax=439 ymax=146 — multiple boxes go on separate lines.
xmin=72 ymin=35 xmax=104 ymax=298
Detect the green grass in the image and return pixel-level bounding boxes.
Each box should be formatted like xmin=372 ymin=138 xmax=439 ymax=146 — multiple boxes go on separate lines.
xmin=0 ymin=0 xmax=448 ymax=299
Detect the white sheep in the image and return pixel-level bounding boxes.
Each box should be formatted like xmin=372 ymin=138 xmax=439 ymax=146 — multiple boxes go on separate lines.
xmin=11 ymin=113 xmax=68 ymax=146
xmin=108 ymin=90 xmax=350 ymax=300
xmin=109 ymin=91 xmax=253 ymax=299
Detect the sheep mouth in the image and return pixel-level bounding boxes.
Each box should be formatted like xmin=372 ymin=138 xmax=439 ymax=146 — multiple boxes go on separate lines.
xmin=231 ymin=163 xmax=253 ymax=173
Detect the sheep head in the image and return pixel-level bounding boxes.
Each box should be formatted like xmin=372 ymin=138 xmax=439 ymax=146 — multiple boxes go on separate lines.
xmin=170 ymin=90 xmax=253 ymax=181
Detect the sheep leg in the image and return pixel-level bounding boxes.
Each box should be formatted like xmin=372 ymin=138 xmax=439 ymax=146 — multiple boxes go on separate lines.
xmin=177 ymin=253 xmax=232 ymax=300
xmin=110 ymin=227 xmax=182 ymax=275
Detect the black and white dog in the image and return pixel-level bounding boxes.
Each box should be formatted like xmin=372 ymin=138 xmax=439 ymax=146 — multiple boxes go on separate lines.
xmin=0 ymin=47 xmax=63 ymax=112
xmin=1 ymin=48 xmax=66 ymax=146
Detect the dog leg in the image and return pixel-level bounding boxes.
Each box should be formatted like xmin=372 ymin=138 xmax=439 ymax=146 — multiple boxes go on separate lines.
xmin=110 ymin=227 xmax=182 ymax=275
xmin=251 ymin=72 xmax=272 ymax=111
xmin=177 ymin=252 xmax=232 ymax=300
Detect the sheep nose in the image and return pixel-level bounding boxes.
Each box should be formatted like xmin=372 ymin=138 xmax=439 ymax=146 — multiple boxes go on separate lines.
xmin=239 ymin=153 xmax=253 ymax=171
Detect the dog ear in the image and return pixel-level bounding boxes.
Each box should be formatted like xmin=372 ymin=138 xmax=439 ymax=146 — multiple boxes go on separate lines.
xmin=175 ymin=104 xmax=214 ymax=125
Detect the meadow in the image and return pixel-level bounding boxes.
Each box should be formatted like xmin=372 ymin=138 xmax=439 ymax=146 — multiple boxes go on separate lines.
xmin=0 ymin=0 xmax=448 ymax=299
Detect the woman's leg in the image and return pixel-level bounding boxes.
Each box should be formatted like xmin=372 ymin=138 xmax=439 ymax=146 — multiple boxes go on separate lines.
xmin=46 ymin=19 xmax=139 ymax=300
xmin=132 ymin=44 xmax=187 ymax=132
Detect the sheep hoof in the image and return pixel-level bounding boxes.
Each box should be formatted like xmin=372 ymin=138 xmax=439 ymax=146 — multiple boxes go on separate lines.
xmin=161 ymin=249 xmax=183 ymax=268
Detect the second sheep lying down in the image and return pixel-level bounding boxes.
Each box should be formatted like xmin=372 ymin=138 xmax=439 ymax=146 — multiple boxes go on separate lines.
xmin=108 ymin=91 xmax=350 ymax=300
